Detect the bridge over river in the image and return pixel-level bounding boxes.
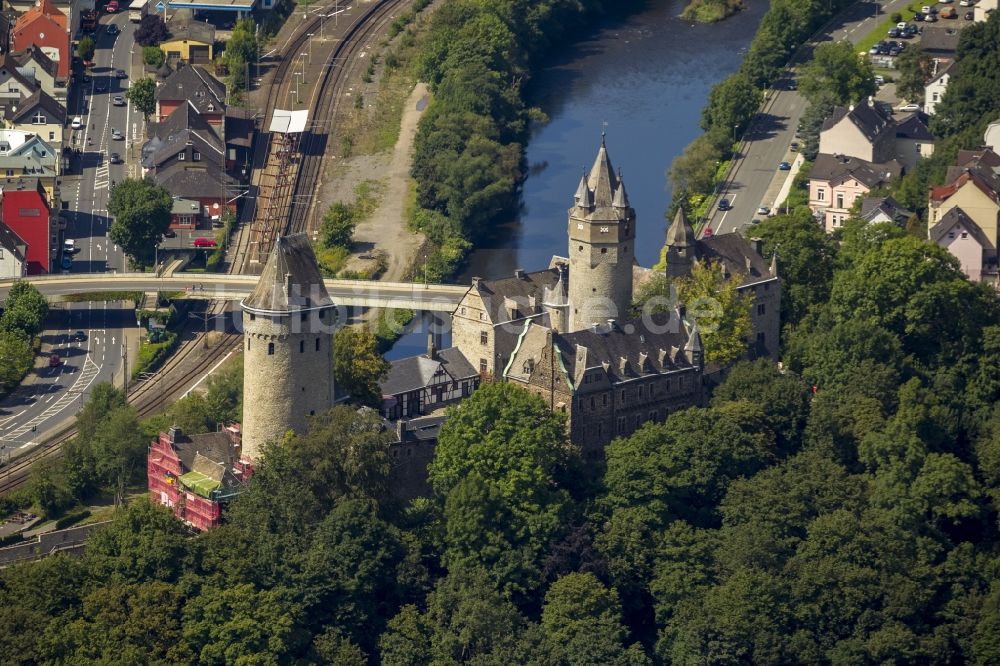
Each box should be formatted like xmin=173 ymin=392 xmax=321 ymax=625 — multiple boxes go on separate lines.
xmin=0 ymin=275 xmax=468 ymax=313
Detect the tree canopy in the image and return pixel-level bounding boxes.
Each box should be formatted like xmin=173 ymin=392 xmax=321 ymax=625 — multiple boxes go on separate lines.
xmin=107 ymin=178 xmax=173 ymax=267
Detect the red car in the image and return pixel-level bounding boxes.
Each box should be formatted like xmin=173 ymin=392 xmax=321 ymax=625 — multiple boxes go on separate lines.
xmin=702 ymin=227 xmax=714 ymax=238
xmin=49 ymin=354 xmax=62 ymax=368
xmin=193 ymin=237 xmax=217 ymax=248
xmin=105 ymin=1 xmax=118 ymax=12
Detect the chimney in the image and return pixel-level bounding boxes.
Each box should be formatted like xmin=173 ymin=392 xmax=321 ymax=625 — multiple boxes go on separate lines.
xmin=395 ymin=419 xmax=405 ymax=441
xmin=426 ymin=332 xmax=437 ymax=360
xmin=607 ymin=318 xmax=616 ymax=332
xmin=168 ymin=426 xmax=182 ymax=443
xmin=471 ymin=276 xmax=482 ymax=288
xmin=284 ymin=272 xmax=293 ymax=298
xmin=590 ymin=322 xmax=600 ymax=333
xmin=750 ymin=237 xmax=764 ymax=256
xmin=868 ymin=95 xmax=874 ymax=107
xmin=514 ymin=268 xmax=525 ymax=279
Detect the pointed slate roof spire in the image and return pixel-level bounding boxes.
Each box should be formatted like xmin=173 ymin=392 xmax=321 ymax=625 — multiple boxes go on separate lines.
xmin=770 ymin=252 xmax=778 ymax=277
xmin=573 ymin=171 xmax=592 ymax=208
xmin=666 ymin=207 xmax=695 ymax=248
xmin=587 ymin=134 xmax=618 ymax=206
xmin=684 ymin=320 xmax=702 ymax=353
xmin=242 ymin=234 xmax=333 ymax=314
xmin=612 ymin=168 xmax=630 ymax=208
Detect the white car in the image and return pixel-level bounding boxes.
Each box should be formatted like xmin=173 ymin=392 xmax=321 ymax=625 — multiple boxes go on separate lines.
xmin=897 ymin=103 xmax=922 ymax=112
xmin=63 ymin=238 xmax=76 ymax=254
xmin=959 ymin=0 xmax=974 ymax=5
xmin=112 ymin=95 xmax=125 ymax=106
xmin=71 ymin=116 xmax=83 ymax=130
xmin=111 ymin=128 xmax=124 ymax=140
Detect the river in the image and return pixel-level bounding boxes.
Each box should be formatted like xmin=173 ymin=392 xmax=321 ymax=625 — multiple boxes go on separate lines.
xmin=388 ymin=0 xmax=768 ymax=359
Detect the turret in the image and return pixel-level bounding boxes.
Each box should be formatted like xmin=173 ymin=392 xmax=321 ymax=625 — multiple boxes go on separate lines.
xmin=684 ymin=320 xmax=703 ymax=369
xmin=241 ymin=234 xmax=336 ymax=459
xmin=665 ymin=207 xmax=696 ymax=280
xmin=567 ymin=136 xmax=636 ymax=332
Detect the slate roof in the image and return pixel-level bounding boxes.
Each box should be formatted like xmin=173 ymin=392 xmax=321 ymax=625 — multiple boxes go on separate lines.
xmin=0 ymin=220 xmax=26 ymax=264
xmin=821 ymin=102 xmax=895 ymax=142
xmin=156 ymin=65 xmax=225 ymax=115
xmin=242 ymin=233 xmax=333 ymax=314
xmin=928 ymin=59 xmax=957 ymax=85
xmin=811 ymin=153 xmax=902 ymax=189
xmin=700 ymin=233 xmax=773 ymax=285
xmin=225 ymin=107 xmax=254 ymax=148
xmin=929 ymin=206 xmax=994 ymax=249
xmin=572 ymin=138 xmax=632 ymax=222
xmin=2 ymin=88 xmax=64 ymax=124
xmin=947 ymin=149 xmax=1000 ymax=182
xmin=931 ymin=167 xmax=1000 ymax=204
xmin=473 ymin=267 xmax=561 ymax=323
xmin=554 ymin=312 xmax=696 ymax=384
xmin=154 ymin=162 xmax=231 ymax=198
xmin=381 ymin=347 xmax=478 ymax=396
xmin=11 ymin=45 xmax=57 ymax=82
xmin=171 ymin=430 xmax=236 ymax=472
xmin=0 ymin=54 xmax=39 ymax=93
xmin=164 ymin=19 xmax=216 ymax=45
xmin=920 ymin=26 xmax=963 ymax=55
xmin=895 ymin=112 xmax=934 ymax=141
xmin=665 ymin=207 xmax=695 ymax=248
xmin=860 ymin=196 xmax=913 ymax=224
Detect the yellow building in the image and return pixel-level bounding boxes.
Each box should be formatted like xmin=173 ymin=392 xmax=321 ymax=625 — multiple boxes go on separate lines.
xmin=160 ymin=21 xmax=216 ymax=65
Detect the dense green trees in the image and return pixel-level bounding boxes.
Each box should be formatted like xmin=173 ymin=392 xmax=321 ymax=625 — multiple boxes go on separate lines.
xmin=124 ymin=77 xmax=156 ymax=121
xmin=107 ymin=178 xmax=173 ymax=267
xmin=333 ymin=325 xmax=390 ymax=407
xmin=0 ymin=281 xmax=46 ymax=394
xmin=798 ymin=41 xmax=876 ymax=107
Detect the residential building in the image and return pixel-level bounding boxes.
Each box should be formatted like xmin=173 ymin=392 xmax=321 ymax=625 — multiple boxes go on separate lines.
xmin=664 ymin=207 xmax=782 ymax=359
xmin=160 ymin=20 xmax=216 ymax=64
xmin=818 ymin=100 xmax=896 ymax=164
xmin=859 ymin=195 xmax=913 ymax=226
xmin=0 ymin=131 xmax=60 ymax=199
xmin=147 ymin=424 xmax=251 ymax=532
xmin=809 ymin=153 xmax=902 ymax=231
xmin=154 ymin=65 xmax=225 ymax=124
xmin=986 ymin=119 xmax=1000 ymax=153
xmin=5 ymin=0 xmax=88 ymax=36
xmin=894 ymin=112 xmax=935 ymax=171
xmin=975 ymin=0 xmax=996 ymax=22
xmin=929 ymin=207 xmax=996 ymax=283
xmin=0 ymin=54 xmax=39 ymax=105
xmin=504 ymin=313 xmax=704 ymax=455
xmin=945 ymin=148 xmax=1000 ymax=183
xmin=0 ymin=177 xmax=51 ymax=274
xmin=924 ymin=59 xmax=956 ymax=116
xmin=379 ymin=337 xmax=480 ymax=421
xmin=11 ymin=45 xmax=67 ymax=103
xmin=169 ymin=197 xmax=201 ymax=229
xmin=919 ymin=26 xmax=964 ymax=57
xmin=0 ymin=219 xmax=26 ymax=278
xmin=928 ymin=167 xmax=1000 ymax=242
xmin=11 ymin=0 xmax=70 ymax=79
xmin=2 ymin=89 xmax=64 ymax=156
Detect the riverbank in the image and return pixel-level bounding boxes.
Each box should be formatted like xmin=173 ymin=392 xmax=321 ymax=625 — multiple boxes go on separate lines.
xmin=681 ymin=0 xmax=744 ymax=23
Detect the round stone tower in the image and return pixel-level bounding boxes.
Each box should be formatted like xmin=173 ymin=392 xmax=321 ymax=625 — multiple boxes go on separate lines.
xmin=241 ymin=234 xmax=336 ymax=459
xmin=567 ymin=137 xmax=636 ymax=332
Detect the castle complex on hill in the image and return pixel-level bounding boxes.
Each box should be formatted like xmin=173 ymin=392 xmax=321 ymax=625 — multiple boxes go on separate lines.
xmin=233 ymin=139 xmax=781 ymax=485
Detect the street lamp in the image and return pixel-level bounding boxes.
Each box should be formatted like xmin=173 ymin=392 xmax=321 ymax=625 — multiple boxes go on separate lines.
xmin=300 ymin=53 xmax=308 ymax=83
xmin=306 ymin=35 xmax=314 ymax=64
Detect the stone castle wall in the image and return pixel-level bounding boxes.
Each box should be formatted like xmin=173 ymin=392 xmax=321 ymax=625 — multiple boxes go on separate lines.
xmin=567 ymin=236 xmax=634 ymax=332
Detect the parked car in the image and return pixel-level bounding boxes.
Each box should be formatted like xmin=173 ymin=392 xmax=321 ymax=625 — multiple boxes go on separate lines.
xmin=106 ymin=0 xmax=119 ymax=11
xmin=115 ymin=69 xmax=127 ymax=79
xmin=750 ymin=219 xmax=762 ymax=225
xmin=717 ymin=199 xmax=732 ymax=211
xmin=940 ymin=6 xmax=957 ymax=16
xmin=913 ymin=10 xmax=925 ymax=19
xmin=111 ymin=128 xmax=123 ymax=140
xmin=898 ymin=102 xmax=922 ymax=112
xmin=778 ymin=161 xmax=792 ymax=170
xmin=869 ymin=44 xmax=881 ymax=55
xmin=757 ymin=206 xmax=771 ymax=216
xmin=959 ymin=0 xmax=974 ymax=5
xmin=49 ymin=354 xmax=62 ymax=368
xmin=925 ymin=11 xmax=938 ymax=20
xmin=107 ymin=23 xmax=118 ymax=35
xmin=74 ymin=331 xmax=87 ymax=342
xmin=109 ymin=152 xmax=122 ymax=164
xmin=193 ymin=237 xmax=217 ymax=248
xmin=874 ymin=75 xmax=885 ymax=86
xmin=887 ymin=27 xmax=901 ymax=37
xmin=63 ymin=238 xmax=77 ymax=254
xmin=922 ymin=4 xmax=932 ymax=11
xmin=164 ymin=229 xmax=177 ymax=238
xmin=965 ymin=10 xmax=974 ymax=18
xmin=71 ymin=116 xmax=83 ymax=129
xmin=790 ymin=141 xmax=799 ymax=152
xmin=112 ymin=95 xmax=125 ymax=106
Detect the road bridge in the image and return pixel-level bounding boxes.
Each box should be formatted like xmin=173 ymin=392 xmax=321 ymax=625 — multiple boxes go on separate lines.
xmin=0 ymin=275 xmax=468 ymax=313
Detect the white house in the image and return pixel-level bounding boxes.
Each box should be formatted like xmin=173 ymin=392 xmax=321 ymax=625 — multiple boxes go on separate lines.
xmin=985 ymin=119 xmax=1000 ymax=154
xmin=924 ymin=59 xmax=956 ymax=116
xmin=0 ymin=221 xmax=27 ymax=278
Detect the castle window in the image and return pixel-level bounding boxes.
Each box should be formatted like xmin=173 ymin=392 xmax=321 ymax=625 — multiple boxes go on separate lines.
xmin=590 ymin=396 xmax=595 ymax=409
xmin=817 ymin=189 xmax=825 ymax=201
xmin=962 ymin=231 xmax=969 ymax=239
xmin=247 ymin=339 xmax=250 ymax=350
xmin=603 ymin=393 xmax=608 ymax=406
xmin=620 ymin=389 xmax=626 ymax=403
xmin=316 ymin=337 xmax=321 ymax=351
xmin=649 ymin=383 xmax=655 ymax=397
xmin=480 ymin=358 xmax=487 ymax=374
xmin=522 ymin=359 xmax=533 ymax=374
xmin=638 ymin=385 xmax=644 ymax=398
xmin=249 ymin=313 xmax=256 ymax=320
xmin=649 ymin=410 xmax=657 ymax=422
xmin=600 ymin=226 xmax=609 ymax=233
xmin=665 ymin=379 xmax=671 ymax=391
xmin=461 ymin=307 xmax=466 ymax=315
xmin=617 ymin=416 xmax=626 ymax=434
xmin=267 ymin=342 xmax=274 ymax=355
xmin=479 ymin=312 xmax=485 ymax=321
xmin=757 ymin=332 xmax=766 ymax=344
xmin=601 ymin=248 xmax=607 ymax=254
xmin=319 ymin=309 xmax=326 ymax=319
xmin=300 ymin=340 xmax=305 ymax=353
xmin=579 ymin=245 xmax=583 ymax=252
xmin=584 ymin=375 xmax=590 ymax=384
xmin=757 ymin=303 xmax=766 ymax=316
xmin=480 ymin=331 xmax=488 ymax=345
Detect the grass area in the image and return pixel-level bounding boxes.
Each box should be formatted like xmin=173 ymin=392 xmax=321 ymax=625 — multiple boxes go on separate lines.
xmin=854 ymin=4 xmax=921 ymax=52
xmin=62 ymin=291 xmax=143 ymax=305
xmin=132 ymin=330 xmax=178 ymax=379
xmin=315 ymin=180 xmax=386 ymax=278
xmin=316 ymin=245 xmax=351 ymax=276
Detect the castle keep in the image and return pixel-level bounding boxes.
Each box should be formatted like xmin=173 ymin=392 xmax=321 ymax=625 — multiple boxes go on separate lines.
xmin=241 ymin=234 xmax=336 ymax=459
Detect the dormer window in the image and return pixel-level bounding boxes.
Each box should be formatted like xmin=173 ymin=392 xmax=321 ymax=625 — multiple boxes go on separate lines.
xmin=207 ymin=103 xmax=214 ymax=112
xmin=32 ymin=112 xmax=46 ymax=124
xmin=192 ymin=151 xmax=201 ymax=161
xmin=177 ymin=152 xmax=185 ymax=161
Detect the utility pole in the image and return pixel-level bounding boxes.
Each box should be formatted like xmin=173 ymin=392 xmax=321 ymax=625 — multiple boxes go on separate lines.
xmin=122 ymin=343 xmax=128 ymax=393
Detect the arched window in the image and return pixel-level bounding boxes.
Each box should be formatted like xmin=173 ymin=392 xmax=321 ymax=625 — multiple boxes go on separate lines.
xmin=268 ymin=342 xmax=274 ymax=355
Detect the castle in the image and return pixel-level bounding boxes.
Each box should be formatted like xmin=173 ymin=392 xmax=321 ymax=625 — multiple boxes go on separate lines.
xmin=237 ymin=138 xmax=781 ymax=471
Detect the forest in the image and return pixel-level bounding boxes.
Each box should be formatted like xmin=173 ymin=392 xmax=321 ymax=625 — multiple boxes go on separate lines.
xmin=2 ymin=211 xmax=1000 ymax=664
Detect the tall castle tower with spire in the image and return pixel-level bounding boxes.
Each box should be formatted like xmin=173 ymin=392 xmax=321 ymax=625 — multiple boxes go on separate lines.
xmin=241 ymin=234 xmax=336 ymax=459
xmin=567 ymin=137 xmax=636 ymax=332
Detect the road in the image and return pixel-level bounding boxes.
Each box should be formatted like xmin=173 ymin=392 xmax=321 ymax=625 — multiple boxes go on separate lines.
xmin=0 ymin=11 xmax=138 ymax=455
xmin=706 ymin=0 xmax=915 ymax=236
xmin=0 ymin=303 xmax=133 ymax=459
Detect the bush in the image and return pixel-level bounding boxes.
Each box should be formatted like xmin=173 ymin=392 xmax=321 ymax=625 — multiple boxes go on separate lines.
xmin=0 ymin=532 xmax=25 ymax=548
xmin=142 ymin=46 xmax=165 ymax=68
xmin=132 ymin=331 xmax=178 ymax=379
xmin=55 ymin=510 xmax=91 ymax=530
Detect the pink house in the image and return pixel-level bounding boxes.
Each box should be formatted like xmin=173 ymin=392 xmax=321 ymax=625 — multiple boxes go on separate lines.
xmin=929 ymin=207 xmax=997 ymax=283
xmin=809 ymin=153 xmax=902 ymax=232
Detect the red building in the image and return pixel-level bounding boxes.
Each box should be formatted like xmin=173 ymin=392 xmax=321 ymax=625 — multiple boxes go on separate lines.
xmin=1 ymin=178 xmax=51 ymax=274
xmin=12 ymin=0 xmax=70 ymax=80
xmin=147 ymin=424 xmax=251 ymax=531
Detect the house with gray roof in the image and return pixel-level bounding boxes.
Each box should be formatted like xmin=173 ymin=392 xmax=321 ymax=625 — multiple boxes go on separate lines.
xmin=0 ymin=219 xmax=27 ymax=278
xmin=860 ymin=196 xmax=913 ymax=226
xmin=929 ymin=207 xmax=997 ymax=283
xmin=809 ymin=153 xmax=902 ymax=231
xmin=894 ymin=112 xmax=935 ymax=171
xmin=819 ymin=99 xmax=897 ymax=163
xmin=155 ymin=65 xmax=226 ymax=124
xmin=920 ymin=26 xmax=965 ymax=57
xmin=380 ymin=337 xmax=479 ymax=421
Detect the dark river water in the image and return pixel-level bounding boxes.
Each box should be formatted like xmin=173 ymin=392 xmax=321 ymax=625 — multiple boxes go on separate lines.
xmin=388 ymin=0 xmax=768 ymax=359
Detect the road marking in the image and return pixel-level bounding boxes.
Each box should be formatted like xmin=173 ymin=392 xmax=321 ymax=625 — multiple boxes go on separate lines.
xmin=182 ymin=349 xmax=236 ymax=399
xmin=2 ymin=357 xmax=101 ymax=441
